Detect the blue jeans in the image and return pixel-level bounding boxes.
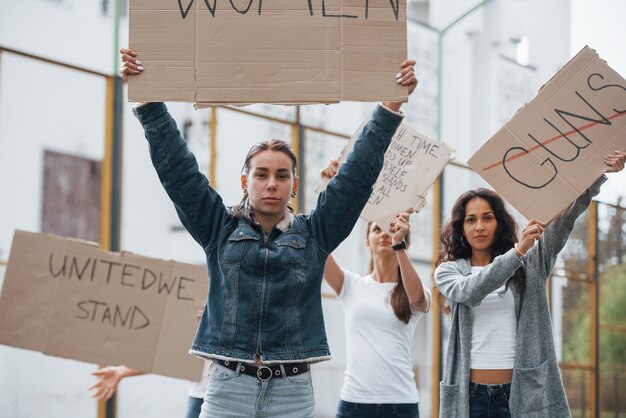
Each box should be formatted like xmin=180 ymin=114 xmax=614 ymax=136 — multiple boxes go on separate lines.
xmin=336 ymin=400 xmax=420 ymax=418
xmin=469 ymin=382 xmax=511 ymax=418
xmin=199 ymin=362 xmax=315 ymax=418
xmin=185 ymin=396 xmax=203 ymax=418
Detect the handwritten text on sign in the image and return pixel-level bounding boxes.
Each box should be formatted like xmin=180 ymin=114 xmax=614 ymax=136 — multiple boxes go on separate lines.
xmin=0 ymin=231 xmax=207 ymax=381
xmin=468 ymin=46 xmax=626 ymax=222
xmin=368 ymin=128 xmax=442 ymax=206
xmin=176 ymin=0 xmax=402 ymax=20
xmin=48 ymin=252 xmax=196 ymax=330
xmin=129 ymin=0 xmax=407 ymax=104
xmin=362 ymin=121 xmax=453 ymax=229
xmin=483 ymin=74 xmax=625 ymax=189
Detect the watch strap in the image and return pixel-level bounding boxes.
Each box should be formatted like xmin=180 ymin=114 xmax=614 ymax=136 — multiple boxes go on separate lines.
xmin=391 ymin=240 xmax=407 ymax=251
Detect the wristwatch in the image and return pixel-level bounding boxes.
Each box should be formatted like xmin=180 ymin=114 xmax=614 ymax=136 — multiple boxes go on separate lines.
xmin=391 ymin=240 xmax=407 ymax=251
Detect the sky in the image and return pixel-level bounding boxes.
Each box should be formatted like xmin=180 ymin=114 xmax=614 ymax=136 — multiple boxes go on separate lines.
xmin=571 ymin=0 xmax=626 ymax=205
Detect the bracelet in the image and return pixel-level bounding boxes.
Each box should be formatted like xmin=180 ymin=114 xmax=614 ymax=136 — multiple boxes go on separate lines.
xmin=514 ymin=243 xmax=523 ymax=257
xmin=392 ymin=240 xmax=407 ymax=251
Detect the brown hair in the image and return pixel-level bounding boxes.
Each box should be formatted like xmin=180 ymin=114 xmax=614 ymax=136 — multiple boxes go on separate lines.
xmin=231 ymin=139 xmax=298 ymax=216
xmin=439 ymin=188 xmax=526 ymax=296
xmin=367 ymin=222 xmax=413 ymax=324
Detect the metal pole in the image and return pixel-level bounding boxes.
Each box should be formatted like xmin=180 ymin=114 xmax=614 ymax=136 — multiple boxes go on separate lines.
xmin=430 ymin=176 xmax=442 ymax=415
xmin=587 ymin=201 xmax=599 ymax=418
xmin=210 ymin=107 xmax=218 ymax=187
xmin=291 ymin=106 xmax=303 ymax=213
xmin=112 ymin=0 xmax=121 ymax=75
xmin=99 ymin=75 xmax=123 ymax=418
xmin=99 ymin=3 xmax=124 ymax=417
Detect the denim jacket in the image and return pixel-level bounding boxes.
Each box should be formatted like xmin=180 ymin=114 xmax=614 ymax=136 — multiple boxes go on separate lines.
xmin=435 ymin=176 xmax=606 ymax=417
xmin=134 ymin=103 xmax=403 ymax=363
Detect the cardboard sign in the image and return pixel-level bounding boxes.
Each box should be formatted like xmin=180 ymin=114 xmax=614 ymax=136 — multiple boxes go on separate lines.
xmin=468 ymin=46 xmax=626 ymax=222
xmin=317 ymin=118 xmax=454 ymax=229
xmin=0 ymin=231 xmax=207 ymax=381
xmin=128 ymin=0 xmax=407 ymax=105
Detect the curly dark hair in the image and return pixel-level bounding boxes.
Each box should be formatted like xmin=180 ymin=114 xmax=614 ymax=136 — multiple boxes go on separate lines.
xmin=439 ymin=188 xmax=526 ymax=295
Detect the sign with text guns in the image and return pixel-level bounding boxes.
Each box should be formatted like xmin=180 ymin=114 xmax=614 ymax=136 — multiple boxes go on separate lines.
xmin=128 ymin=0 xmax=407 ymax=105
xmin=0 ymin=231 xmax=207 ymax=381
xmin=468 ymin=46 xmax=626 ymax=223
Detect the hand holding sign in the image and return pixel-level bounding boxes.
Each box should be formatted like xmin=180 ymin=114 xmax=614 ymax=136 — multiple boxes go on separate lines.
xmin=319 ymin=159 xmax=339 ymax=183
xmin=604 ymin=150 xmax=626 ymax=172
xmin=515 ymin=220 xmax=546 ymax=257
xmin=119 ymin=48 xmax=143 ymax=82
xmin=384 ymin=59 xmax=419 ymax=112
xmin=390 ymin=212 xmax=411 ymax=246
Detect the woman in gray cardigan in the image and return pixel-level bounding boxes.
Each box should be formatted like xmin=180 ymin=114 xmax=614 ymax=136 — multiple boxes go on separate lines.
xmin=434 ymin=151 xmax=625 ymax=418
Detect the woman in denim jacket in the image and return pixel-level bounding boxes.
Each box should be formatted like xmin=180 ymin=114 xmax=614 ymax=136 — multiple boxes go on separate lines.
xmin=435 ymin=151 xmax=625 ymax=418
xmin=120 ymin=48 xmax=417 ymax=417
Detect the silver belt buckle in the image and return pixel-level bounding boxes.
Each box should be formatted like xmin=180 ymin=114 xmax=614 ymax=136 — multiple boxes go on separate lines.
xmin=256 ymin=366 xmax=273 ymax=381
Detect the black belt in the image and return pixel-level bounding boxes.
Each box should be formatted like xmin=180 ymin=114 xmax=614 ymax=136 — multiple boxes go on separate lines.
xmin=216 ymin=359 xmax=310 ymax=381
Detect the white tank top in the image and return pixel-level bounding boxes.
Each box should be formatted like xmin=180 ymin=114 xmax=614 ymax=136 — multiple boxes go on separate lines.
xmin=470 ymin=266 xmax=517 ymax=369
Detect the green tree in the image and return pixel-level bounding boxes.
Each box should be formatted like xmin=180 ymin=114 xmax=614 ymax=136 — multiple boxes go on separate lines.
xmin=600 ymin=264 xmax=626 ymax=364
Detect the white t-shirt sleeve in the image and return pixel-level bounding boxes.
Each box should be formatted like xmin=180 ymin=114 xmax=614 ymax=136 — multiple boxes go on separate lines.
xmin=409 ymin=286 xmax=432 ymax=315
xmin=337 ymin=269 xmax=359 ymax=301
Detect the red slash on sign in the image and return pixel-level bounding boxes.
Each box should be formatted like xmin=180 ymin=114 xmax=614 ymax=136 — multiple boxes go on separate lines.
xmin=482 ymin=111 xmax=626 ymax=172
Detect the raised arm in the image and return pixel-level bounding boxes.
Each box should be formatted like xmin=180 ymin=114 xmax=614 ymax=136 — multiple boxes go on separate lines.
xmin=309 ymin=60 xmax=417 ymax=253
xmin=526 ymin=150 xmax=625 ymax=277
xmin=435 ymin=250 xmax=523 ymax=307
xmin=323 ymin=255 xmax=345 ymax=296
xmin=122 ymin=49 xmax=229 ymax=249
xmin=135 ymin=104 xmax=228 ymax=249
xmin=391 ymin=213 xmax=431 ymax=312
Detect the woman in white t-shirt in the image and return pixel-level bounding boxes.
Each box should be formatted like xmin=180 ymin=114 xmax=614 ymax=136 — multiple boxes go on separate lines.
xmin=321 ymin=161 xmax=431 ymax=418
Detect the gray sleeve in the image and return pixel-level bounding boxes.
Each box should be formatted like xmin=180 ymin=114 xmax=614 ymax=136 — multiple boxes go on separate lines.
xmin=435 ymin=249 xmax=523 ymax=307
xmin=525 ymin=175 xmax=607 ymax=280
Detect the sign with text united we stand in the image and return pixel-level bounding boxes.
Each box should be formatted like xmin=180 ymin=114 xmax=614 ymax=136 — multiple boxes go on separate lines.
xmin=0 ymin=231 xmax=207 ymax=381
xmin=128 ymin=0 xmax=408 ymax=105
xmin=468 ymin=46 xmax=626 ymax=223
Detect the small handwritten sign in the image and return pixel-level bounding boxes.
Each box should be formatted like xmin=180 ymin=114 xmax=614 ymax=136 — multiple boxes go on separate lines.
xmin=0 ymin=230 xmax=207 ymax=381
xmin=317 ymin=118 xmax=454 ymax=229
xmin=362 ymin=123 xmax=454 ymax=228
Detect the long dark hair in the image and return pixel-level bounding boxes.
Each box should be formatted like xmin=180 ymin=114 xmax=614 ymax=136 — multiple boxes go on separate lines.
xmin=439 ymin=188 xmax=526 ymax=295
xmin=230 ymin=139 xmax=298 ymax=216
xmin=367 ymin=222 xmax=413 ymax=324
